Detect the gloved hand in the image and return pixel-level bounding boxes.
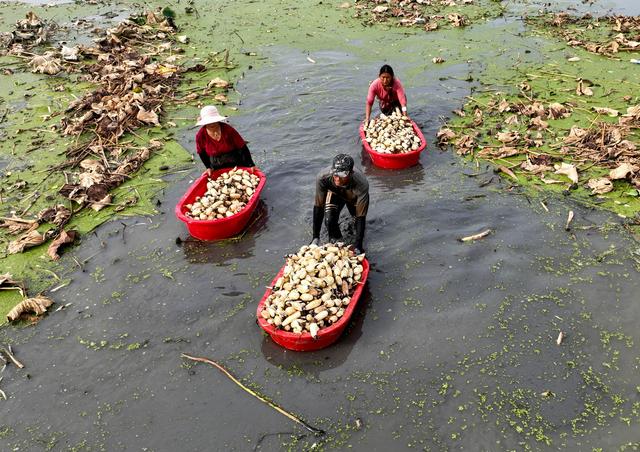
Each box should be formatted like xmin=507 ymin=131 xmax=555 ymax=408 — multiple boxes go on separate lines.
xmin=310 ymin=237 xmax=320 ymax=246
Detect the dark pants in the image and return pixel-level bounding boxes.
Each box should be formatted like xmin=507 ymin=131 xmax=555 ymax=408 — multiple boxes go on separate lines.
xmin=324 ymin=191 xmax=356 ymax=241
xmin=381 ymin=100 xmax=402 ymax=116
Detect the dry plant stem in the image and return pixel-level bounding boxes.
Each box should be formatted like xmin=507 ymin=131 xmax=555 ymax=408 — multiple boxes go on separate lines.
xmin=0 ymin=217 xmax=37 ymax=224
xmin=1 ymin=347 xmax=24 ymax=369
xmin=181 ymin=353 xmax=325 ymax=436
xmin=459 ymin=229 xmax=492 ymax=242
xmin=557 ymin=331 xmax=565 ymax=345
xmin=565 ymin=210 xmax=575 ymax=231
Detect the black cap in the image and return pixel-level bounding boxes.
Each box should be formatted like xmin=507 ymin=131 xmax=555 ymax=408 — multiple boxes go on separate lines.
xmin=331 ymin=154 xmax=354 ymax=177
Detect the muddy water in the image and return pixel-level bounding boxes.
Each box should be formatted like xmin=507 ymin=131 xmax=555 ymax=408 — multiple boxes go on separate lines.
xmin=2 ymin=2 xmax=640 ymax=452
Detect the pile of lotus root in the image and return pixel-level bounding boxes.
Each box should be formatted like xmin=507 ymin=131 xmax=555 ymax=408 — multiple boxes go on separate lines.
xmin=364 ymin=109 xmax=422 ymax=154
xmin=260 ymin=243 xmax=365 ymax=338
xmin=185 ymin=169 xmax=260 ymax=221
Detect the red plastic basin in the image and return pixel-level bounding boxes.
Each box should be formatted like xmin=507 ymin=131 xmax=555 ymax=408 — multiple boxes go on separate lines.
xmin=257 ymin=258 xmax=370 ymax=351
xmin=359 ymin=120 xmax=427 ymax=169
xmin=175 ymin=167 xmax=266 ymax=240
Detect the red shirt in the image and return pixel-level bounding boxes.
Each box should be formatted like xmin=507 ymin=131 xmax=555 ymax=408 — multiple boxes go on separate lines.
xmin=196 ymin=123 xmax=246 ymax=157
xmin=366 ymin=78 xmax=407 ymax=112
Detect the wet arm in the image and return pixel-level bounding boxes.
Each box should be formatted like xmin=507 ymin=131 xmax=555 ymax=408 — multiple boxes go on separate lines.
xmin=365 ymin=81 xmax=376 ymax=124
xmin=395 ymin=80 xmax=408 ymax=115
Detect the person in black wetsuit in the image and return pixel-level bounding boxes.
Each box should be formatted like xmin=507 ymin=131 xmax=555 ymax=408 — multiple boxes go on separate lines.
xmin=311 ymin=154 xmax=369 ymax=254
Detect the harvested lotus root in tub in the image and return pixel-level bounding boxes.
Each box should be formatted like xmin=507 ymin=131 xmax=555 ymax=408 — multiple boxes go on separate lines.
xmin=260 ymin=243 xmax=365 ymax=338
xmin=184 ymin=168 xmax=260 ymax=221
xmin=364 ymin=109 xmax=421 ymax=154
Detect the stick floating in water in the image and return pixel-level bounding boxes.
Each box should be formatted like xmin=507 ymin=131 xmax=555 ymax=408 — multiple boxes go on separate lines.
xmin=458 ymin=229 xmax=492 ymax=242
xmin=181 ymin=353 xmax=325 ymax=436
xmin=565 ymin=210 xmax=574 ymax=231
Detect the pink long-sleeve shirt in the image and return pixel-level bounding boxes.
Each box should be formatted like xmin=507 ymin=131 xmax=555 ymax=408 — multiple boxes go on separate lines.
xmin=366 ymin=78 xmax=407 ymax=112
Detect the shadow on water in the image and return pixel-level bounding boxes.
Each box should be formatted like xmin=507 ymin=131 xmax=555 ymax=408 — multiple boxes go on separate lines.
xmin=359 ymin=147 xmax=427 ymax=192
xmin=260 ymin=284 xmax=372 ymax=377
xmin=180 ymin=200 xmax=269 ymax=264
xmin=2 ymin=1 xmax=640 ymax=450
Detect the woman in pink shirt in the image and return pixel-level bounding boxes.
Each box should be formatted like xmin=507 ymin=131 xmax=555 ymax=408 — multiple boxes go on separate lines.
xmin=365 ymin=65 xmax=408 ymax=125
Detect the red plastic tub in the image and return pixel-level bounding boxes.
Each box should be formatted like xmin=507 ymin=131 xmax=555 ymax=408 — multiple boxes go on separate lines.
xmin=359 ymin=120 xmax=427 ymax=169
xmin=257 ymin=258 xmax=370 ymax=351
xmin=175 ymin=167 xmax=266 ymax=240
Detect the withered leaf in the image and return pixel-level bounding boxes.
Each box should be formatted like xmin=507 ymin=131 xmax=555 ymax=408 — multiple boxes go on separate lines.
xmin=91 ymin=194 xmax=112 ymax=211
xmin=496 ymin=131 xmax=520 ymax=144
xmin=554 ymin=162 xmax=579 ymax=184
xmin=609 ymin=163 xmax=638 ymax=180
xmin=498 ymin=99 xmax=511 ymax=113
xmin=521 ymin=158 xmax=553 ymax=174
xmin=576 ymin=79 xmax=593 ymax=96
xmin=7 ymin=296 xmax=54 ymax=322
xmin=436 ymin=127 xmax=456 ymax=146
xmin=47 ymin=229 xmax=77 ymax=260
xmin=8 ymin=229 xmax=49 ymax=254
xmin=473 ymin=108 xmax=483 ymax=126
xmin=447 ymin=13 xmax=466 ymax=27
xmin=454 ymin=135 xmax=475 ymax=155
xmin=136 ymin=106 xmax=159 ymax=125
xmin=207 ymin=77 xmax=230 ymax=89
xmin=498 ymin=165 xmax=518 ymax=182
xmin=564 ymin=126 xmax=589 ymax=145
xmin=529 ymin=117 xmax=549 ymax=130
xmin=478 ymin=146 xmax=520 ymax=159
xmin=593 ymin=106 xmax=619 ymax=117
xmin=0 ymin=218 xmax=38 ymax=234
xmin=548 ymin=102 xmax=571 ymax=119
xmin=587 ymin=177 xmax=613 ymax=195
xmin=37 ymin=205 xmax=71 ymax=226
xmin=505 ymin=114 xmax=519 ymax=125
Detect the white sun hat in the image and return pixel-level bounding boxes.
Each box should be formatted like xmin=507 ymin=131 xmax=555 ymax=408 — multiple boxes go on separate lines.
xmin=196 ymin=105 xmax=227 ymax=126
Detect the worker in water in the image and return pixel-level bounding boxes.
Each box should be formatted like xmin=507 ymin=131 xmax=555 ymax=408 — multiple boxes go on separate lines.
xmin=365 ymin=64 xmax=408 ymax=125
xmin=195 ymin=105 xmax=255 ymax=176
xmin=311 ymin=154 xmax=369 ymax=255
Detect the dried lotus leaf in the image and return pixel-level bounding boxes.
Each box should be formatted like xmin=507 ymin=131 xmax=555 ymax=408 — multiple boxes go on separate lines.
xmin=47 ymin=229 xmax=77 ymax=260
xmin=136 ymin=106 xmax=159 ymax=125
xmin=7 ymin=295 xmax=54 ymax=322
xmin=8 ymin=229 xmax=48 ymax=254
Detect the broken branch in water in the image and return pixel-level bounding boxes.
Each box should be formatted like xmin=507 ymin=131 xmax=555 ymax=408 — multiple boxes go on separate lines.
xmin=1 ymin=346 xmax=25 ymax=369
xmin=497 ymin=165 xmax=518 ymax=182
xmin=565 ymin=210 xmax=575 ymax=231
xmin=458 ymin=229 xmax=492 ymax=242
xmin=540 ymin=201 xmax=549 ymax=212
xmin=181 ymin=353 xmax=325 ymax=436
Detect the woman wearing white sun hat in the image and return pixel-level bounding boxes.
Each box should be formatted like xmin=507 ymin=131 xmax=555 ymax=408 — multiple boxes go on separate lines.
xmin=195 ymin=105 xmax=255 ymax=176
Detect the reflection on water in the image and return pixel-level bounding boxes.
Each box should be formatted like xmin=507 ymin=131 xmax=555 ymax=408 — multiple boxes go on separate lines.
xmin=179 ymin=200 xmax=269 ymax=264
xmin=2 ymin=1 xmax=640 ymax=450
xmin=260 ymin=284 xmax=371 ymax=377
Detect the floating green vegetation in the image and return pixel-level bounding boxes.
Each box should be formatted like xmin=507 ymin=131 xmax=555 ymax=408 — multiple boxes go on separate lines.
xmin=433 ymin=10 xmax=640 ymax=222
xmin=352 ymin=0 xmax=507 ymax=31
xmin=77 ymin=335 xmax=148 ymax=351
xmin=526 ymin=13 xmax=640 ymax=60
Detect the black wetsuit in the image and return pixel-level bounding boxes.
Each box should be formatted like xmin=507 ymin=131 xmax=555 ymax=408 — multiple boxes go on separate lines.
xmin=312 ymin=168 xmax=369 ymax=251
